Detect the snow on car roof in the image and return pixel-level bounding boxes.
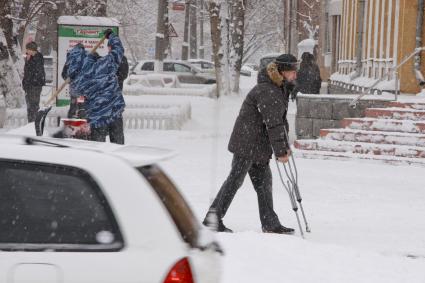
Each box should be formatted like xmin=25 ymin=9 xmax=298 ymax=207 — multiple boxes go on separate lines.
xmin=58 ymin=16 xmax=120 ymax=27
xmin=0 ymin=135 xmax=176 ymax=167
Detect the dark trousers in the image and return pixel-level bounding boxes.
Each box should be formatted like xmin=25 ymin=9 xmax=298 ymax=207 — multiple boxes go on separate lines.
xmin=207 ymin=155 xmax=281 ymax=230
xmin=67 ymin=97 xmax=78 ymax=118
xmin=90 ymin=117 xmax=124 ymax=145
xmin=25 ymin=86 xmax=42 ymax=123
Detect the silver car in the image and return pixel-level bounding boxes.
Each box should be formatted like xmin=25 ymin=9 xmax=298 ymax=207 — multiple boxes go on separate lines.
xmin=132 ymin=60 xmax=216 ymax=84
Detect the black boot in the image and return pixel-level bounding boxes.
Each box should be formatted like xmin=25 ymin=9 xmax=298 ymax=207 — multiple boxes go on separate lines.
xmin=262 ymin=225 xmax=295 ymax=234
xmin=202 ymin=218 xmax=233 ymax=233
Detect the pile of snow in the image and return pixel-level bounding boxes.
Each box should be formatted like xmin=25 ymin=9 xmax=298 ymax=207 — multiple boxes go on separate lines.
xmin=124 ymin=74 xmax=216 ymax=97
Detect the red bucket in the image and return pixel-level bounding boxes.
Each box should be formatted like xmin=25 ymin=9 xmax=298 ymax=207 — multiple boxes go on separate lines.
xmin=61 ymin=118 xmax=91 ymax=139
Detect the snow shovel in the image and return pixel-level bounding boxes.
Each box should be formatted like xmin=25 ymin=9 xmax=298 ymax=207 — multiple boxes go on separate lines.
xmin=35 ymin=36 xmax=107 ymax=136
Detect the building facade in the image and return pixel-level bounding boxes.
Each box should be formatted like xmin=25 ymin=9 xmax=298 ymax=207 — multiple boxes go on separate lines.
xmin=321 ymin=0 xmax=425 ymax=94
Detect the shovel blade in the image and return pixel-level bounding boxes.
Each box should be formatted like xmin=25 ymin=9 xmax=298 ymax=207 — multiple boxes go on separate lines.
xmin=35 ymin=106 xmax=52 ymax=136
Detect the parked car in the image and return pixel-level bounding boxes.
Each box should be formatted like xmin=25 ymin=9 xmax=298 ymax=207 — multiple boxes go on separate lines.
xmin=244 ymin=63 xmax=259 ymax=72
xmin=0 ymin=135 xmax=222 ymax=283
xmin=259 ymin=53 xmax=281 ymax=70
xmin=43 ymin=55 xmax=54 ymax=85
xmin=240 ymin=65 xmax=255 ymax=77
xmin=132 ymin=60 xmax=216 ymax=84
xmin=188 ymin=59 xmax=215 ymax=73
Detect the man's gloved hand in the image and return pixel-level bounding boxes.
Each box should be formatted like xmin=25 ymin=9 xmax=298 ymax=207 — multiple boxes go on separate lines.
xmin=277 ymin=149 xmax=291 ymax=163
xmin=103 ymin=28 xmax=113 ymax=39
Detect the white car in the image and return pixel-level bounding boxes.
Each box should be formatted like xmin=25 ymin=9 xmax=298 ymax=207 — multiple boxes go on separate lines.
xmin=188 ymin=59 xmax=215 ymax=73
xmin=132 ymin=60 xmax=216 ymax=84
xmin=0 ymin=135 xmax=222 ymax=283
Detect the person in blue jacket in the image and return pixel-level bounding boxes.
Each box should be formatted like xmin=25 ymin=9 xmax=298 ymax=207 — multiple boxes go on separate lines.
xmin=62 ymin=43 xmax=86 ymax=118
xmin=75 ymin=29 xmax=126 ymax=144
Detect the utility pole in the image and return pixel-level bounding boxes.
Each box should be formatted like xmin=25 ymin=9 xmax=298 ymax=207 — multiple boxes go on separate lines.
xmin=155 ymin=0 xmax=168 ymax=71
xmin=189 ymin=0 xmax=198 ymax=59
xmin=199 ymin=0 xmax=205 ymax=59
xmin=182 ymin=0 xmax=190 ymax=60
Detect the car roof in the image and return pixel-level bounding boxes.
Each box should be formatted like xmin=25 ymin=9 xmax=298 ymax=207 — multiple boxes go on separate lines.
xmin=260 ymin=53 xmax=281 ymax=59
xmin=0 ymin=135 xmax=176 ymax=167
xmin=137 ymin=60 xmax=201 ymax=72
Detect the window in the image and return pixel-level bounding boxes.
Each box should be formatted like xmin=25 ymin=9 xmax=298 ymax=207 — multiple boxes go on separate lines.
xmin=173 ymin=63 xmax=191 ymax=73
xmin=137 ymin=165 xmax=199 ymax=248
xmin=0 ymin=160 xmax=123 ymax=251
xmin=164 ymin=62 xmax=174 ymax=72
xmin=141 ymin=62 xmax=154 ymax=71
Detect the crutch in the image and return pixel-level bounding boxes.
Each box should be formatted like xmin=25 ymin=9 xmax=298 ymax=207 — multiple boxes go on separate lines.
xmin=275 ymin=158 xmax=305 ymax=238
xmin=283 ymin=127 xmax=311 ymax=233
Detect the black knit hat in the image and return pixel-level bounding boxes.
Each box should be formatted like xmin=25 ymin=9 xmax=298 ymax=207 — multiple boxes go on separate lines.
xmin=26 ymin=41 xmax=38 ymax=51
xmin=275 ymin=54 xmax=298 ymax=72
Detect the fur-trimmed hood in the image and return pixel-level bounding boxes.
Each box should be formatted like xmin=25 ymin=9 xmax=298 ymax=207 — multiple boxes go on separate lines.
xmin=257 ymin=62 xmax=284 ymax=87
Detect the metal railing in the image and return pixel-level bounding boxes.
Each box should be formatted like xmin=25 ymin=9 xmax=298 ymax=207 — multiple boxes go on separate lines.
xmin=349 ymin=47 xmax=425 ymax=109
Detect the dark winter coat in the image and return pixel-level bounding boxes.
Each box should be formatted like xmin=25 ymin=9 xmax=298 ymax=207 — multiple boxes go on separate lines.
xmin=22 ymin=51 xmax=45 ymax=91
xmin=296 ymin=54 xmax=322 ymax=94
xmin=74 ymin=33 xmax=125 ymax=129
xmin=117 ymin=55 xmax=129 ymax=90
xmin=228 ymin=62 xmax=291 ymax=163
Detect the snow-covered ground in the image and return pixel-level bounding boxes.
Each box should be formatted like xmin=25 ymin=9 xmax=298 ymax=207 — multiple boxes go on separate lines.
xmin=122 ymin=76 xmax=425 ymax=282
xmin=3 ymin=75 xmax=425 ymax=282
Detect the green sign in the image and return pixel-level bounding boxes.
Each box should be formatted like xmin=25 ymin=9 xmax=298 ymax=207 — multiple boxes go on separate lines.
xmin=58 ymin=26 xmax=119 ymax=38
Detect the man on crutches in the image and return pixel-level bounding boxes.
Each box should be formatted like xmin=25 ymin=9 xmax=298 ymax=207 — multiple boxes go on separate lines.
xmin=203 ymin=54 xmax=298 ymax=234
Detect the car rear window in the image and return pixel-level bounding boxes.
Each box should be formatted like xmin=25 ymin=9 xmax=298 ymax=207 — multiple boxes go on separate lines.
xmin=137 ymin=165 xmax=199 ymax=248
xmin=141 ymin=62 xmax=154 ymax=71
xmin=0 ymin=159 xmax=123 ymax=252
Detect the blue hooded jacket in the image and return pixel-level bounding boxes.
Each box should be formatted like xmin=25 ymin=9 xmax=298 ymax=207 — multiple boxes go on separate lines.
xmin=74 ymin=33 xmax=126 ymax=128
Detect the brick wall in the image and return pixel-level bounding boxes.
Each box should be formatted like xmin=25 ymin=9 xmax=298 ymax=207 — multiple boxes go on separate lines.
xmin=295 ymin=94 xmax=388 ymax=139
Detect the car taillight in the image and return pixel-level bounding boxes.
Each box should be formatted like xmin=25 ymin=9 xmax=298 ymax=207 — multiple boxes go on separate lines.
xmin=163 ymin=257 xmax=194 ymax=283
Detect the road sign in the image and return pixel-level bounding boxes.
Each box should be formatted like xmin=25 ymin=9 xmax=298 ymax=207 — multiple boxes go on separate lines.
xmin=168 ymin=23 xmax=178 ymax=38
xmin=172 ymin=3 xmax=185 ymax=11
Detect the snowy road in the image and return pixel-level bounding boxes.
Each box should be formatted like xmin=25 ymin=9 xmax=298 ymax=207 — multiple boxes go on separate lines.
xmin=125 ymin=93 xmax=425 ymax=283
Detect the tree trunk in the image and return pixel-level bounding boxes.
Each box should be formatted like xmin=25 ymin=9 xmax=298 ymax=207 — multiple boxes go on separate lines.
xmin=189 ymin=0 xmax=198 ymax=59
xmin=208 ymin=0 xmax=223 ymax=97
xmin=155 ymin=0 xmax=168 ymax=71
xmin=230 ymin=0 xmax=245 ymax=94
xmin=0 ymin=0 xmax=16 ymax=59
xmin=220 ymin=0 xmax=230 ymax=95
xmin=182 ymin=0 xmax=190 ymax=60
xmin=199 ymin=0 xmax=205 ymax=59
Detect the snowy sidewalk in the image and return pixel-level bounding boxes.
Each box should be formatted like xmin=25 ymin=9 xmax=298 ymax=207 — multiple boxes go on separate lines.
xmin=124 ymin=94 xmax=425 ymax=283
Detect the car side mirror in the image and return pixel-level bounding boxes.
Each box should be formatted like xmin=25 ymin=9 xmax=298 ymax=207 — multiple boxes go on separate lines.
xmin=191 ymin=69 xmax=197 ymax=75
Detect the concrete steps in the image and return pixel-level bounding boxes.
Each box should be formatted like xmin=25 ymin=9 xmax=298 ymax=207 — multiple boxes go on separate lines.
xmin=319 ymin=128 xmax=425 ymax=147
xmin=340 ymin=118 xmax=425 ymax=133
xmin=294 ymin=149 xmax=425 ymax=166
xmin=294 ymin=101 xmax=425 ymax=165
xmin=365 ymin=107 xmax=425 ymax=120
xmin=294 ymin=139 xmax=425 ymax=159
xmin=386 ymin=101 xmax=425 ymax=110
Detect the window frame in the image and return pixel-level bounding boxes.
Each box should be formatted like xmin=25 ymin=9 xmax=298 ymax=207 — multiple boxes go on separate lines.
xmin=0 ymin=158 xmax=125 ymax=252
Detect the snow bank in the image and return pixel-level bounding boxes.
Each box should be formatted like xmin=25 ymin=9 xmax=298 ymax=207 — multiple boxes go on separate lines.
xmin=124 ymin=74 xmax=216 ymax=97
